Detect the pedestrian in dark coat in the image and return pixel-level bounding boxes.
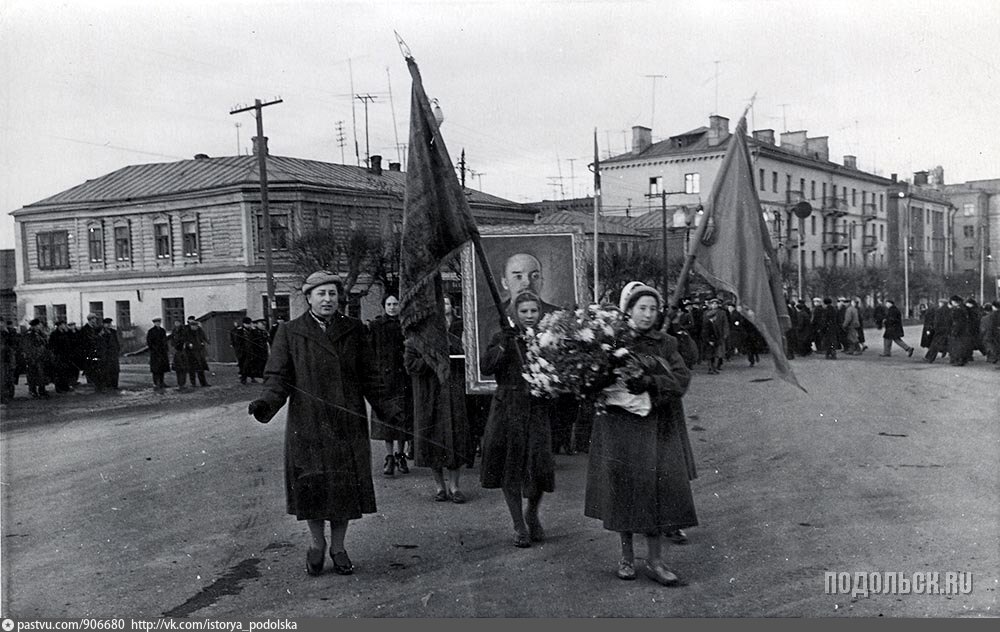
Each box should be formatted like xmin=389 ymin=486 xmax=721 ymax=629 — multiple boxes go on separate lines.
xmin=1 ymin=322 xmax=18 ymax=403
xmin=980 ymin=303 xmax=997 ymax=363
xmin=244 ymin=320 xmax=270 ymax=380
xmin=405 ymin=330 xmax=474 ymax=503
xmin=99 ymin=319 xmax=121 ymax=389
xmin=79 ymin=314 xmax=105 ymax=390
xmin=47 ymin=321 xmax=76 ymax=392
xmin=480 ymin=291 xmax=555 ymax=549
xmin=368 ymin=294 xmax=413 ymax=477
xmin=817 ymin=298 xmax=840 ymax=359
xmin=585 ymin=282 xmax=697 ymax=586
xmin=146 ymin=318 xmax=171 ymax=389
xmin=962 ymin=298 xmax=982 ymax=364
xmin=795 ymin=302 xmax=813 ymax=356
xmin=249 ymin=271 xmax=401 ymax=577
xmin=946 ymin=296 xmax=971 ymax=365
xmin=22 ymin=319 xmax=51 ymax=398
xmin=880 ymin=299 xmax=914 ymax=357
xmin=702 ymin=297 xmax=729 ymax=374
xmin=920 ymin=302 xmax=937 ymax=349
xmin=923 ymin=298 xmax=951 ymax=363
xmin=174 ymin=317 xmax=210 ymax=387
xmin=231 ymin=318 xmax=251 ymax=383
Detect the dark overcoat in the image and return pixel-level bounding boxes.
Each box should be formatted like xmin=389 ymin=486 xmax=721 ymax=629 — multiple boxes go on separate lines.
xmin=479 ymin=330 xmax=555 ymax=496
xmin=405 ymin=332 xmax=474 ymax=471
xmin=255 ymin=312 xmax=400 ymax=521
xmin=584 ymin=330 xmax=698 ymax=534
xmin=146 ymin=326 xmax=171 ymax=374
xmin=174 ymin=325 xmax=209 ymax=371
xmin=882 ymin=305 xmax=905 ymax=339
xmin=367 ymin=315 xmax=413 ymax=442
xmin=244 ymin=328 xmax=270 ymax=379
xmin=21 ymin=329 xmax=51 ymax=387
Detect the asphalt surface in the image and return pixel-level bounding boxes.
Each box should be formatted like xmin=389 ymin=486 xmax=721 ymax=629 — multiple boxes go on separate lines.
xmin=1 ymin=325 xmax=997 ymax=618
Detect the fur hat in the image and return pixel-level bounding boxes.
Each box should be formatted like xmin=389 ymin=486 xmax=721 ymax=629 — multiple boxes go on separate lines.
xmin=619 ymin=281 xmax=663 ymax=312
xmin=302 ymin=270 xmax=343 ymax=296
xmin=950 ymin=295 xmax=963 ymax=304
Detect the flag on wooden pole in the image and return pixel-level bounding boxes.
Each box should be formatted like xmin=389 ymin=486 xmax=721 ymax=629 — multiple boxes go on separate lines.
xmin=399 ymin=56 xmax=480 ymax=383
xmin=689 ymin=115 xmax=804 ymax=391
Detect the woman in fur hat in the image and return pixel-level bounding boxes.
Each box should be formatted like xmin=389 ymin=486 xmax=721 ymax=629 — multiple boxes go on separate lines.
xmin=584 ymin=282 xmax=698 ymax=586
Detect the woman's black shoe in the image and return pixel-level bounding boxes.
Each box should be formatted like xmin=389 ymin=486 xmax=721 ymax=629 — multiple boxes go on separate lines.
xmin=306 ymin=547 xmax=324 ymax=576
xmin=382 ymin=454 xmax=395 ymax=477
xmin=395 ymin=453 xmax=409 ymax=474
xmin=331 ymin=550 xmax=354 ymax=575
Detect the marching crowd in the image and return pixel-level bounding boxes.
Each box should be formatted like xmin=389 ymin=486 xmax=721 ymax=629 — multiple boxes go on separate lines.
xmin=661 ymin=294 xmax=1000 ymax=370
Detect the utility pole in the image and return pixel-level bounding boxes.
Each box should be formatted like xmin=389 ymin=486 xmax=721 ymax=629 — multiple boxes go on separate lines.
xmin=355 ymin=94 xmax=377 ymax=167
xmin=556 ymin=153 xmax=565 ymax=200
xmin=713 ymin=61 xmax=721 ymax=115
xmin=335 ymin=120 xmax=346 ymax=164
xmin=230 ymin=97 xmax=283 ymax=327
xmin=349 ymin=58 xmax=360 ymax=166
xmin=643 ymin=74 xmax=668 ymax=129
xmin=567 ymin=158 xmax=577 ymax=199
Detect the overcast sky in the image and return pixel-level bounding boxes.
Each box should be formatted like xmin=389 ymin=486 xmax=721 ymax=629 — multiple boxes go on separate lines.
xmin=2 ymin=0 xmax=998 ymax=250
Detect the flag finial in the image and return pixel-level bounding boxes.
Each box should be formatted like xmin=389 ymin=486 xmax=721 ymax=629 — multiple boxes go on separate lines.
xmin=394 ymin=31 xmax=413 ymax=61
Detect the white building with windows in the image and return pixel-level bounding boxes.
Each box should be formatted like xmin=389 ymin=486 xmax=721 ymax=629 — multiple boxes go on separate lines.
xmin=10 ymin=150 xmax=531 ymax=337
xmin=600 ymin=115 xmax=914 ymax=272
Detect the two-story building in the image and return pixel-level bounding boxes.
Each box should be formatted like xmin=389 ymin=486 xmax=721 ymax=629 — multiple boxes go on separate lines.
xmin=10 ymin=149 xmax=532 ymax=335
xmin=600 ymin=115 xmax=907 ymax=273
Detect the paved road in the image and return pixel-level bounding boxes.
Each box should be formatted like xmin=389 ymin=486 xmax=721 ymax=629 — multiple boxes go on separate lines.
xmin=1 ymin=326 xmax=997 ymax=617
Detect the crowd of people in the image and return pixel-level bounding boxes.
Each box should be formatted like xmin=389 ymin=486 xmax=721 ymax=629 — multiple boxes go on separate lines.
xmin=661 ymin=294 xmax=1000 ymax=370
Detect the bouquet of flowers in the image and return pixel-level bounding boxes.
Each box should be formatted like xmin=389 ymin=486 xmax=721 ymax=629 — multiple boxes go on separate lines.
xmin=522 ymin=304 xmax=649 ymax=413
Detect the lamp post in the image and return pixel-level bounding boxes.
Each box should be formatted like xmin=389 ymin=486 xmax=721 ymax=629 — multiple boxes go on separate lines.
xmin=899 ymin=191 xmax=910 ymax=319
xmin=792 ymin=201 xmax=813 ymax=302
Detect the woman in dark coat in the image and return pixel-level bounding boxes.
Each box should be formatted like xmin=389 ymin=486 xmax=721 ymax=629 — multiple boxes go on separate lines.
xmin=405 ymin=329 xmax=474 ymax=502
xmin=249 ymin=271 xmax=401 ymax=577
xmin=947 ymin=296 xmax=972 ymax=365
xmin=368 ymin=294 xmax=414 ymax=476
xmin=879 ymin=299 xmax=914 ymax=357
xmin=585 ymin=282 xmax=697 ymax=586
xmin=480 ymin=291 xmax=555 ymax=548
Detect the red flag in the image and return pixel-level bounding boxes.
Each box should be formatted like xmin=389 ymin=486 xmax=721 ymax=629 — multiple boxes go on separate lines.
xmin=399 ymin=57 xmax=480 ymax=382
xmin=690 ymin=116 xmax=804 ymax=391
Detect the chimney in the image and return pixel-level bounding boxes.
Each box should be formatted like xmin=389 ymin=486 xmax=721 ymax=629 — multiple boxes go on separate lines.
xmin=843 ymin=155 xmax=857 ymax=169
xmin=805 ymin=136 xmax=829 ymax=161
xmin=913 ymin=171 xmax=928 ymax=186
xmin=632 ymin=126 xmax=652 ymax=154
xmin=252 ymin=136 xmax=268 ymax=157
xmin=752 ymin=129 xmax=775 ymax=145
xmin=891 ymin=173 xmax=898 ymax=183
xmin=369 ymin=155 xmax=382 ymax=175
xmin=779 ymin=130 xmax=807 ymax=154
xmin=193 ymin=153 xmax=209 ymax=160
xmin=388 ymin=162 xmax=401 ymax=172
xmin=707 ymin=115 xmax=730 ymax=147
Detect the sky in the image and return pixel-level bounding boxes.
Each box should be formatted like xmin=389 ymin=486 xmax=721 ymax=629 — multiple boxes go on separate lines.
xmin=1 ymin=0 xmax=998 ymax=250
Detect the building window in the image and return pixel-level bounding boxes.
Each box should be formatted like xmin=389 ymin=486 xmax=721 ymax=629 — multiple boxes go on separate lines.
xmin=786 ymin=174 xmax=792 ymax=192
xmin=89 ymin=301 xmax=104 ymax=321
xmin=799 ymin=178 xmax=805 ymax=195
xmin=684 ymin=173 xmax=700 ymax=194
xmin=963 ymin=203 xmax=974 ymax=217
xmin=154 ymin=223 xmax=171 ymax=259
xmin=33 ymin=305 xmax=48 ymax=326
xmin=182 ymin=220 xmax=199 ymax=257
xmin=649 ymin=176 xmax=662 ymax=195
xmin=879 ymin=194 xmax=884 ymax=212
xmin=36 ymin=231 xmax=70 ymax=270
xmin=810 ymin=216 xmax=816 ymax=236
xmin=963 ymin=246 xmax=975 ymax=260
xmin=963 ymin=225 xmax=975 ymax=238
xmin=822 ymin=182 xmax=827 ymax=202
xmin=772 ymin=171 xmax=778 ymax=192
xmin=114 ymin=225 xmax=131 ymax=261
xmin=162 ymin=298 xmax=185 ymax=330
xmin=811 ymin=250 xmax=817 ymax=268
xmin=318 ymin=209 xmax=332 ymax=230
xmin=88 ymin=225 xmax=104 ymax=262
xmin=759 ymin=169 xmax=765 ymax=191
xmin=262 ymin=294 xmax=291 ymax=322
xmin=880 ymin=224 xmax=884 ymax=241
xmin=53 ymin=304 xmax=67 ymax=323
xmin=256 ymin=212 xmax=290 ymax=251
xmin=114 ymin=300 xmax=132 ymax=330
xmin=810 ymin=180 xmax=816 ymax=200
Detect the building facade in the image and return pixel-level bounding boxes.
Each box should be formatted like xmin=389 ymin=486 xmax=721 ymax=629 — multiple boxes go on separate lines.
xmin=599 ymin=115 xmax=930 ymax=274
xmin=942 ymin=178 xmax=999 ymax=302
xmin=11 ymin=152 xmax=532 ymax=337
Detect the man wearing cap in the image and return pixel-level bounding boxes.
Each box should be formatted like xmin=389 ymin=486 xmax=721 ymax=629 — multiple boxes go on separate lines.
xmin=231 ymin=317 xmax=253 ymax=384
xmin=146 ymin=317 xmax=170 ymax=390
xmin=842 ymin=297 xmax=861 ymax=355
xmin=923 ymin=298 xmax=951 ymax=363
xmin=174 ymin=316 xmax=210 ymax=388
xmin=701 ymin=297 xmax=729 ymax=374
xmin=22 ymin=319 xmax=51 ymax=399
xmin=249 ymin=271 xmax=402 ymax=577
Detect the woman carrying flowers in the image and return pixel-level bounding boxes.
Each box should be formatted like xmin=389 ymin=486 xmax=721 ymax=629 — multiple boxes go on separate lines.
xmin=584 ymin=282 xmax=698 ymax=585
xmin=479 ymin=291 xmax=555 ymax=548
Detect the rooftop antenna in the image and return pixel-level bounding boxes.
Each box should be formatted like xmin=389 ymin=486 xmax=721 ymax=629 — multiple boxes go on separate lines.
xmin=713 ymin=61 xmax=721 ymax=114
xmin=779 ymin=103 xmax=790 ymax=132
xmin=234 ymin=121 xmax=242 ymax=155
xmin=567 ymin=157 xmax=577 ymax=199
xmin=643 ymin=74 xmax=668 ymax=129
xmin=387 ymin=67 xmax=402 ymax=165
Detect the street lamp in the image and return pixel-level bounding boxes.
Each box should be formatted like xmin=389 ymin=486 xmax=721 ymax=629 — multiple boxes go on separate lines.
xmin=792 ymin=201 xmax=813 ymax=302
xmin=901 ymin=192 xmax=913 ymax=314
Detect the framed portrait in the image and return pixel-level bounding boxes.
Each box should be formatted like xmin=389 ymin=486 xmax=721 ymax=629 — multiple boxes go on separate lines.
xmin=460 ymin=224 xmax=587 ymax=394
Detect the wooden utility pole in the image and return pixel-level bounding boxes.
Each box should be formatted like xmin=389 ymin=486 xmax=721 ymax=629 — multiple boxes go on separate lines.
xmin=355 ymin=94 xmax=377 ymax=167
xmin=230 ymin=97 xmax=283 ymax=326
